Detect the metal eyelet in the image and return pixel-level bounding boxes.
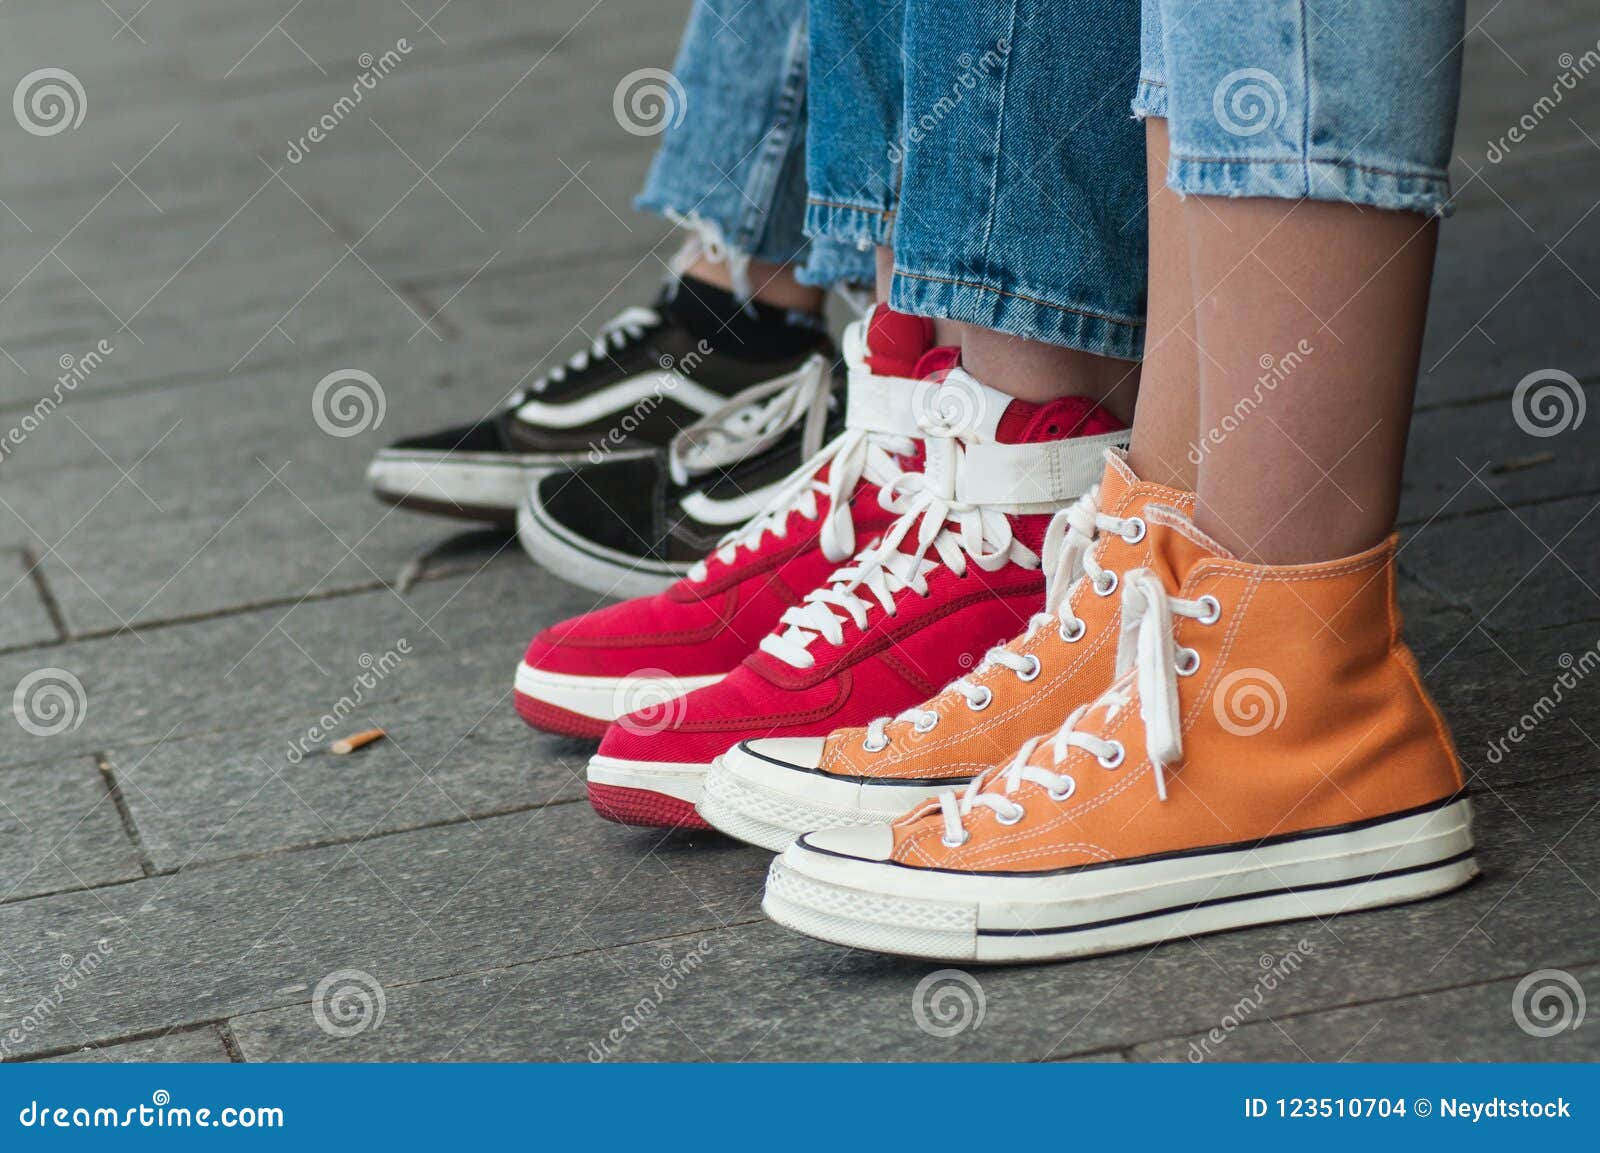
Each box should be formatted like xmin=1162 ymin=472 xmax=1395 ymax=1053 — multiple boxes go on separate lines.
xmin=1047 ymin=777 xmax=1077 ymax=802
xmin=1093 ymin=570 xmax=1118 ymax=597
xmin=1017 ymin=654 xmax=1042 ymax=682
xmin=1197 ymin=595 xmax=1222 ymax=625
xmin=966 ymin=686 xmax=993 ymax=711
xmin=1120 ymin=516 xmax=1147 ymax=544
xmin=1175 ymin=647 xmax=1201 ymax=677
xmin=941 ymin=830 xmax=971 ymax=849
xmin=1058 ymin=617 xmax=1086 ymax=643
xmin=863 ymin=734 xmax=888 ymax=753
xmin=1097 ymin=741 xmax=1126 ymax=770
xmin=995 ymin=802 xmax=1026 ymax=826
xmin=913 ymin=713 xmax=938 ymax=734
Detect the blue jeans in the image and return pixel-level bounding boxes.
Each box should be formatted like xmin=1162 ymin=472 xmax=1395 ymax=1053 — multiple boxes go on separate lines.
xmin=635 ymin=0 xmax=873 ymax=289
xmin=806 ymin=0 xmax=1148 ymax=358
xmin=1134 ymin=0 xmax=1465 ymax=216
xmin=804 ymin=0 xmax=1466 ymax=355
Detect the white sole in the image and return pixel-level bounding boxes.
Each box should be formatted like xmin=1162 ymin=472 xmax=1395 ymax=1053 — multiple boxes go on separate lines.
xmin=698 ymin=741 xmax=962 ymax=852
xmin=513 ymin=661 xmax=722 ymax=725
xmin=764 ymin=796 xmax=1477 ymax=963
xmin=587 ymin=753 xmax=714 ymax=805
xmin=517 ymin=491 xmax=689 ymax=600
xmin=367 ymin=452 xmax=547 ymax=521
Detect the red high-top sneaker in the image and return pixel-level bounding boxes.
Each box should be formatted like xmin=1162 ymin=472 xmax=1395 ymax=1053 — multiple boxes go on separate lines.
xmin=513 ymin=307 xmax=951 ymax=755
xmin=588 ymin=367 xmax=1129 ymax=828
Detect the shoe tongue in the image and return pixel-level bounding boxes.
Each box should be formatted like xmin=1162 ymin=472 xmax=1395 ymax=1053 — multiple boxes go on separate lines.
xmin=865 ymin=304 xmax=936 ymax=377
xmin=1142 ymin=505 xmax=1232 ymax=592
xmin=994 ymin=395 xmax=1126 ymax=445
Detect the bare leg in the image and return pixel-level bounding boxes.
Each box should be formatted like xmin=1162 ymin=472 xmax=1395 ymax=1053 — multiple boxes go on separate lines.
xmin=686 ymin=255 xmax=824 ymax=313
xmin=957 ymin=324 xmax=1137 ymax=421
xmin=1126 ymin=118 xmax=1199 ymax=492
xmin=1185 ymin=196 xmax=1438 ymax=564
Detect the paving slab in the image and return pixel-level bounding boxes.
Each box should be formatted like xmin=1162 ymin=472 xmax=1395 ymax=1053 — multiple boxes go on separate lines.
xmin=39 ymin=1026 xmax=233 ymax=1064
xmin=1131 ymin=964 xmax=1600 ymax=1063
xmin=227 ymin=771 xmax=1600 ymax=1062
xmin=0 ymin=803 xmax=767 ymax=1060
xmin=0 ymin=756 xmax=145 ymax=905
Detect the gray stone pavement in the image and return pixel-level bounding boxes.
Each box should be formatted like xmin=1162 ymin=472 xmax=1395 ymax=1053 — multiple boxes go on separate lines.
xmin=0 ymin=0 xmax=1596 ymax=1062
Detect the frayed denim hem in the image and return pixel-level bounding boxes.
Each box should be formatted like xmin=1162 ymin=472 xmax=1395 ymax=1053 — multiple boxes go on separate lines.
xmin=796 ymin=236 xmax=876 ymax=289
xmin=1131 ymin=77 xmax=1168 ymax=121
xmin=634 ymin=194 xmax=811 ymax=269
xmin=1166 ymin=155 xmax=1456 ymax=218
xmin=891 ymin=268 xmax=1144 ymax=362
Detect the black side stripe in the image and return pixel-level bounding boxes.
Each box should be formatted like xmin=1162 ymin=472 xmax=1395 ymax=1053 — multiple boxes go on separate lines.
xmin=977 ymin=849 xmax=1477 ymax=937
xmin=796 ymin=790 xmax=1471 ymax=877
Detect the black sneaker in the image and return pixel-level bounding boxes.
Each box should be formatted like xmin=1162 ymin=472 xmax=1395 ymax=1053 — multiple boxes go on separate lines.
xmin=366 ymin=278 xmax=836 ymax=526
xmin=518 ymin=388 xmax=846 ymax=598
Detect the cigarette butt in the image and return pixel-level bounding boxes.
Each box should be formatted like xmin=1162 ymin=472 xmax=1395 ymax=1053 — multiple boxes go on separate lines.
xmin=331 ymin=728 xmax=386 ymax=755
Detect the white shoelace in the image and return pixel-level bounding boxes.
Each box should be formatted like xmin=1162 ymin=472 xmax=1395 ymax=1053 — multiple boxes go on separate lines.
xmin=512 ymin=306 xmax=661 ymax=402
xmin=759 ymin=458 xmax=1040 ymax=669
xmin=861 ymin=486 xmax=1145 ymax=750
xmin=935 ymin=567 xmax=1219 ymax=847
xmin=684 ymin=421 xmax=914 ymax=583
xmin=666 ymin=364 xmax=833 ymax=487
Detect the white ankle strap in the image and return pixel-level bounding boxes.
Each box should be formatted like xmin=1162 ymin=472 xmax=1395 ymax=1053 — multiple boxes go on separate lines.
xmin=954 ymin=430 xmax=1129 ymax=513
xmin=840 ymin=319 xmax=928 ymax=437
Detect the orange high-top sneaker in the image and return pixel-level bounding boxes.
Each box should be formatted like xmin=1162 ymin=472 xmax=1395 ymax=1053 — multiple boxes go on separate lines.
xmin=697 ymin=451 xmax=1194 ymax=850
xmin=763 ymin=505 xmax=1476 ymax=963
